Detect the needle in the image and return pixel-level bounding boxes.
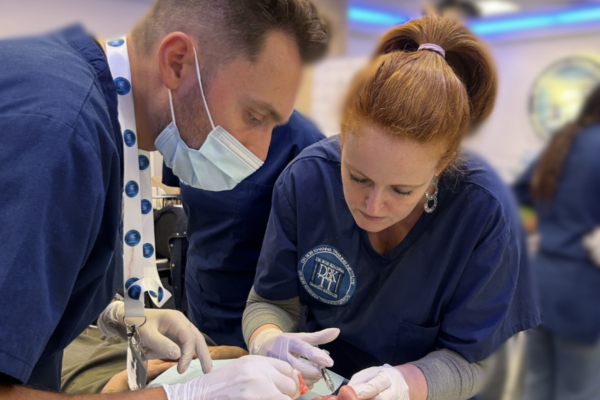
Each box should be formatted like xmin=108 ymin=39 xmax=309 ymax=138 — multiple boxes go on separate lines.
xmin=320 ymin=365 xmax=335 ymax=392
xmin=315 ymin=346 xmax=335 ymax=392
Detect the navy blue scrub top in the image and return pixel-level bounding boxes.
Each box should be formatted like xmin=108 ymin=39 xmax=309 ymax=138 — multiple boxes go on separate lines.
xmin=254 ymin=136 xmax=540 ymax=378
xmin=513 ymin=124 xmax=600 ymax=344
xmin=163 ymin=111 xmax=324 ymax=348
xmin=0 ymin=26 xmax=123 ymax=390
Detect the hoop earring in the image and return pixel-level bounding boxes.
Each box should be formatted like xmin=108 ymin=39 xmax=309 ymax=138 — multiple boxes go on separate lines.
xmin=424 ymin=176 xmax=439 ymax=214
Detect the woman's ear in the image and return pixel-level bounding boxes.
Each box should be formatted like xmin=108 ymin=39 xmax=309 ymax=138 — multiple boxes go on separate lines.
xmin=435 ymin=151 xmax=457 ymax=177
xmin=157 ymin=32 xmax=196 ymax=91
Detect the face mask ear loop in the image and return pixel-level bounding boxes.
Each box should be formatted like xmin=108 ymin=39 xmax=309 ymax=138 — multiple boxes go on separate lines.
xmin=168 ymin=90 xmax=177 ymax=128
xmin=193 ymin=47 xmax=215 ymax=130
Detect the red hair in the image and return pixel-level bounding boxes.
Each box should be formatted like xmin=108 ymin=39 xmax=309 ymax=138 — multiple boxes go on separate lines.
xmin=341 ymin=16 xmax=497 ymax=169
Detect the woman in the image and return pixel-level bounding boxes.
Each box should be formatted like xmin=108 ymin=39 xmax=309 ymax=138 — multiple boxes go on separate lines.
xmin=513 ymin=86 xmax=600 ymax=400
xmin=242 ymin=16 xmax=540 ymax=400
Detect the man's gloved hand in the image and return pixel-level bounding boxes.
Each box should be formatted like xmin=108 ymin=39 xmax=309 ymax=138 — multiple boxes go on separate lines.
xmin=348 ymin=365 xmax=409 ymax=400
xmin=584 ymin=227 xmax=600 ymax=267
xmin=97 ymin=301 xmax=212 ymax=374
xmin=162 ymin=355 xmax=300 ymax=400
xmin=249 ymin=328 xmax=339 ymax=387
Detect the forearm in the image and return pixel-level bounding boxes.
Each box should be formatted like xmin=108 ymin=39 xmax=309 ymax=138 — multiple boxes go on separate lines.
xmin=409 ymin=349 xmax=484 ymax=400
xmin=242 ymin=287 xmax=302 ymax=347
xmin=396 ymin=364 xmax=428 ymax=400
xmin=0 ymin=385 xmax=167 ymax=399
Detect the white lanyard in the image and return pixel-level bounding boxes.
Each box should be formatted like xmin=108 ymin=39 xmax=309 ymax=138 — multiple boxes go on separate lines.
xmin=105 ymin=37 xmax=171 ymax=320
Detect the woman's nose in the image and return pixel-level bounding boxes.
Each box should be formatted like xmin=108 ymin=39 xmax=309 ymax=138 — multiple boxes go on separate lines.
xmin=365 ymin=188 xmax=384 ymax=215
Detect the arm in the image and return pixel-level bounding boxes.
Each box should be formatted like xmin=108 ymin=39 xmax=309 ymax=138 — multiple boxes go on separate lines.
xmin=408 ymin=349 xmax=484 ymax=400
xmin=349 ymin=350 xmax=483 ymax=400
xmin=0 ymin=385 xmax=167 ymax=400
xmin=243 ymin=290 xmax=338 ymax=387
xmin=243 ymin=287 xmax=303 ymax=346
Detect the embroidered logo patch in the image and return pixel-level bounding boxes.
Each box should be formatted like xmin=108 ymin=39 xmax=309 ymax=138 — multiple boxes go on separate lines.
xmin=298 ymin=245 xmax=356 ymax=306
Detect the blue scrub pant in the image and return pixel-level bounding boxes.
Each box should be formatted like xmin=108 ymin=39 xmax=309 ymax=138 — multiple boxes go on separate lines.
xmin=523 ymin=326 xmax=600 ymax=400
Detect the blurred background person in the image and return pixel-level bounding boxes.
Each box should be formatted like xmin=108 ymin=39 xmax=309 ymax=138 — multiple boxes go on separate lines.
xmin=513 ymin=85 xmax=600 ymax=400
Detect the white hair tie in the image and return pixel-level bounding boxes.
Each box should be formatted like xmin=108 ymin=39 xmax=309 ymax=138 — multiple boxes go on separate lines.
xmin=418 ymin=43 xmax=445 ymax=58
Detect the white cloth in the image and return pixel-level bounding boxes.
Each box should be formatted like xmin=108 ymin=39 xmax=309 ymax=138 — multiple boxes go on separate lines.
xmin=249 ymin=328 xmax=339 ymax=387
xmin=162 ymin=356 xmax=299 ymax=400
xmin=348 ymin=365 xmax=410 ymax=400
xmin=97 ymin=301 xmax=212 ymax=373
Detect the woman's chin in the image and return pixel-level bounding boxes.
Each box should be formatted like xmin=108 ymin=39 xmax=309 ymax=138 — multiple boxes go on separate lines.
xmin=352 ymin=212 xmax=390 ymax=233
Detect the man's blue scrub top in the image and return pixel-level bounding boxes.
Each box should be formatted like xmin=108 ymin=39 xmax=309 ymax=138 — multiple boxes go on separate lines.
xmin=513 ymin=124 xmax=600 ymax=344
xmin=163 ymin=111 xmax=324 ymax=348
xmin=254 ymin=136 xmax=540 ymax=378
xmin=0 ymin=26 xmax=123 ymax=390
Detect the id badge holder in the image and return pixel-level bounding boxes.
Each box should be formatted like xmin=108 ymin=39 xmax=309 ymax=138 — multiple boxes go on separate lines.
xmin=126 ymin=319 xmax=148 ymax=390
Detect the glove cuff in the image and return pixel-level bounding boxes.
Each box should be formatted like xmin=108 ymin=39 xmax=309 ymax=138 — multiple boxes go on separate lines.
xmin=249 ymin=327 xmax=282 ymax=355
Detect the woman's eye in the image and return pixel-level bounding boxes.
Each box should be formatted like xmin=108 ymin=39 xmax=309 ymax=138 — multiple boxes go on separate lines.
xmin=350 ymin=173 xmax=368 ymax=184
xmin=393 ymin=188 xmax=413 ymax=196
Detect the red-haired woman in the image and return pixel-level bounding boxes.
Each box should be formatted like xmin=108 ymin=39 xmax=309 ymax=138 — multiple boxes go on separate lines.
xmin=242 ymin=16 xmax=540 ymax=400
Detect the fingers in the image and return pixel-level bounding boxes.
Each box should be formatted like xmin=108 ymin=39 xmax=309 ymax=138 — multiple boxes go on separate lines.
xmin=338 ymin=386 xmax=359 ymax=400
xmin=194 ymin=328 xmax=214 ymax=374
xmin=351 ymin=373 xmax=391 ymax=400
xmin=288 ymin=358 xmax=323 ymax=387
xmin=297 ymin=328 xmax=340 ymax=346
xmin=288 ymin=339 xmax=334 ymax=367
xmin=262 ymin=356 xmax=296 ymax=378
xmin=142 ymin=331 xmax=182 ymax=361
xmin=267 ymin=369 xmax=299 ymax=398
xmin=175 ymin=322 xmax=212 ymax=374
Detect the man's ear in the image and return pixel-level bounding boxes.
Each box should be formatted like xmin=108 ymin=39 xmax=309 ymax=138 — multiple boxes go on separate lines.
xmin=157 ymin=32 xmax=196 ymax=91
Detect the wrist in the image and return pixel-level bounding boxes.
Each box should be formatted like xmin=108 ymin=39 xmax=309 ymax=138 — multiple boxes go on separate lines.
xmin=97 ymin=301 xmax=125 ymax=337
xmin=249 ymin=326 xmax=282 ymax=354
xmin=397 ymin=364 xmax=427 ymax=400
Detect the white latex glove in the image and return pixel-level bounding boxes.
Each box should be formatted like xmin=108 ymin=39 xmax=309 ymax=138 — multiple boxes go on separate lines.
xmin=97 ymin=301 xmax=212 ymax=374
xmin=249 ymin=328 xmax=339 ymax=387
xmin=162 ymin=355 xmax=300 ymax=400
xmin=584 ymin=227 xmax=600 ymax=267
xmin=348 ymin=365 xmax=410 ymax=400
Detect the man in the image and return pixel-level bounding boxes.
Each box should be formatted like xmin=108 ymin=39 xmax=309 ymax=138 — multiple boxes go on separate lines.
xmin=162 ymin=111 xmax=325 ymax=349
xmin=0 ymin=0 xmax=328 ymax=398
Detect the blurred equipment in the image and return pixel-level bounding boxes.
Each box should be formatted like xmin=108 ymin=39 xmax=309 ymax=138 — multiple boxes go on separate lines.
xmin=152 ymin=206 xmax=189 ymax=315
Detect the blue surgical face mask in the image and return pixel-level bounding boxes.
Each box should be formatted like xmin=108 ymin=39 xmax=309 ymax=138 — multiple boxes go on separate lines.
xmin=155 ymin=47 xmax=264 ymax=191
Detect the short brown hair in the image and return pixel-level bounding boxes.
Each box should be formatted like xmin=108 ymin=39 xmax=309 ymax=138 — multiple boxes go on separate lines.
xmin=132 ymin=0 xmax=328 ymax=66
xmin=341 ymin=16 xmax=496 ymax=169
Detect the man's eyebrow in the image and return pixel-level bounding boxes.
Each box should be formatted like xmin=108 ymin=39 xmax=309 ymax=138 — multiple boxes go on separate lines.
xmin=247 ymin=99 xmax=286 ymax=124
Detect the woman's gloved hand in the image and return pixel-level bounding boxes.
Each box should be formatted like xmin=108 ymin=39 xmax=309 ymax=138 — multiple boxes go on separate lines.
xmin=162 ymin=355 xmax=300 ymax=400
xmin=97 ymin=301 xmax=212 ymax=374
xmin=249 ymin=328 xmax=340 ymax=387
xmin=348 ymin=365 xmax=409 ymax=400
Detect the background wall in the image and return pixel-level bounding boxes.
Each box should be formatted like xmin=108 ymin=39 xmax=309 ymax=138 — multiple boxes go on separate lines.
xmin=0 ymin=0 xmax=151 ymax=39
xmin=466 ymin=28 xmax=600 ymax=182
